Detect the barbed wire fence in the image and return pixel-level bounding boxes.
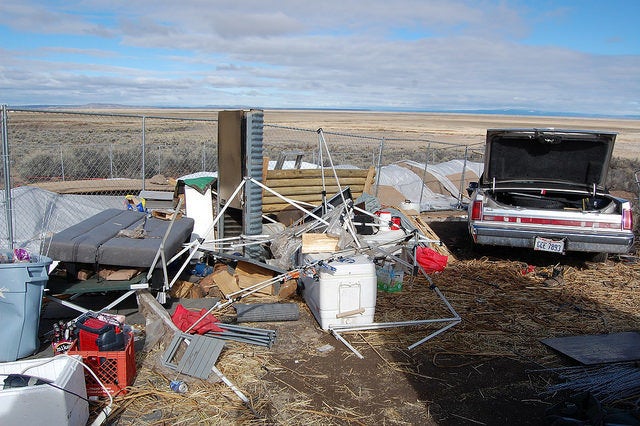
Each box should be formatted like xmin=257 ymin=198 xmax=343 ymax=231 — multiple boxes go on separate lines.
xmin=1 ymin=107 xmax=482 ymax=253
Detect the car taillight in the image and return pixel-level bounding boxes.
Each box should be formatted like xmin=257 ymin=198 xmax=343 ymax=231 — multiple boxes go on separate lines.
xmin=471 ymin=200 xmax=483 ymax=221
xmin=622 ymin=207 xmax=633 ymax=230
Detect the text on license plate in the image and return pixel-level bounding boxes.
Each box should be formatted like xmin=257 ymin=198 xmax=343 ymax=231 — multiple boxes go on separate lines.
xmin=534 ymin=237 xmax=564 ymax=253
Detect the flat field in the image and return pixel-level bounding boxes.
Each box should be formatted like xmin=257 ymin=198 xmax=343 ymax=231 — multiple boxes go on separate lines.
xmin=265 ymin=110 xmax=640 ymax=158
xmin=83 ymin=108 xmax=640 ymax=158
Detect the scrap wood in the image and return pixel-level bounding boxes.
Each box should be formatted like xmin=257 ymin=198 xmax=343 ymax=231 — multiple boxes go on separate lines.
xmin=198 ymin=272 xmax=218 ymax=295
xmin=151 ymin=209 xmax=182 ymax=220
xmin=401 ymin=213 xmax=455 ymax=260
xmin=301 ymin=233 xmax=340 ymax=253
xmin=76 ymin=269 xmax=94 ymax=280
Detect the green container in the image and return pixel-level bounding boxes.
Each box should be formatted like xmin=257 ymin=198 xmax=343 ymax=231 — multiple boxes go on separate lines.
xmin=0 ymin=255 xmax=53 ymax=362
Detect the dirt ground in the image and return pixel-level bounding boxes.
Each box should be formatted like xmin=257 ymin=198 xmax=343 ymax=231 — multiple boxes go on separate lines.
xmin=98 ymin=215 xmax=640 ymax=426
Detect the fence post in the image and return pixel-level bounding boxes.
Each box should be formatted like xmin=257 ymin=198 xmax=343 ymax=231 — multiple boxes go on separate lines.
xmin=202 ymin=141 xmax=206 ymax=171
xmin=457 ymin=145 xmax=469 ymax=209
xmin=418 ymin=143 xmax=431 ymax=210
xmin=374 ymin=138 xmax=384 ymax=197
xmin=141 ymin=116 xmax=146 ymax=191
xmin=156 ymin=146 xmax=161 ymax=176
xmin=59 ymin=145 xmax=65 ymax=181
xmin=109 ymin=144 xmax=114 ymax=178
xmin=1 ymin=105 xmax=14 ymax=250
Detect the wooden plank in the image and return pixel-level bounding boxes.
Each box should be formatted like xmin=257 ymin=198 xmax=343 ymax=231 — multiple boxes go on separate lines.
xmin=261 ymin=184 xmax=364 ymax=198
xmin=30 ymin=179 xmax=173 ymax=194
xmin=263 ymin=203 xmax=317 ymax=213
xmin=262 ymin=186 xmax=363 ymax=204
xmin=265 ymin=177 xmax=368 ymax=188
xmin=301 ymin=233 xmax=340 ymax=253
xmin=262 ymin=167 xmax=373 ymax=214
xmin=262 ymin=191 xmax=366 ymax=212
xmin=266 ymin=168 xmax=370 ymax=179
xmin=362 ymin=166 xmax=376 ymax=195
xmin=401 ymin=212 xmax=455 ymax=260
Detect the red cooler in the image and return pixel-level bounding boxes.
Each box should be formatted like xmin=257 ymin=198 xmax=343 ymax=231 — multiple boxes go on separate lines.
xmin=76 ymin=315 xmax=125 ymax=352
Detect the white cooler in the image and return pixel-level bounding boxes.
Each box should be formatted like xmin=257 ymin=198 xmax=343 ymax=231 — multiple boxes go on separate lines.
xmin=301 ymin=254 xmax=377 ymax=330
xmin=0 ymin=355 xmax=89 ymax=426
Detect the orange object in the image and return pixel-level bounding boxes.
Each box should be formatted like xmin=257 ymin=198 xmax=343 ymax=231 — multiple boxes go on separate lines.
xmin=67 ymin=332 xmax=136 ymax=397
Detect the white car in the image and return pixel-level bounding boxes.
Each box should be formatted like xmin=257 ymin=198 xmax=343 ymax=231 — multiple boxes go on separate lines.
xmin=467 ymin=129 xmax=634 ymax=259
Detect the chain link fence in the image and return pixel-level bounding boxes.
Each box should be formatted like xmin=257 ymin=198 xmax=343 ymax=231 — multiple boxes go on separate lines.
xmin=4 ymin=110 xmax=218 ymax=187
xmin=1 ymin=107 xmax=482 ymax=253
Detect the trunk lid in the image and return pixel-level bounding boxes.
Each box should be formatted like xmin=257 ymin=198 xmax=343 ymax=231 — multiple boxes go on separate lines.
xmin=482 ymin=129 xmax=616 ymax=190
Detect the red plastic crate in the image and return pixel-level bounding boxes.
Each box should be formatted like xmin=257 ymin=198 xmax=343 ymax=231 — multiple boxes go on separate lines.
xmin=67 ymin=332 xmax=136 ymax=397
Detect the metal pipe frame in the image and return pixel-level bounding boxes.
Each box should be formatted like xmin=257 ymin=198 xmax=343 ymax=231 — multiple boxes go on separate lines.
xmin=328 ymin=251 xmax=461 ymax=357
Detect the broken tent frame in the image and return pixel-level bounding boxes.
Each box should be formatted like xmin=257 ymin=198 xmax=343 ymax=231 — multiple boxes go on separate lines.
xmin=160 ymin=128 xmax=461 ymax=356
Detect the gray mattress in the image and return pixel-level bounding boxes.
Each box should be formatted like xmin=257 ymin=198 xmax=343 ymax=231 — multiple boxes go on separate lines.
xmin=46 ymin=209 xmax=195 ymax=268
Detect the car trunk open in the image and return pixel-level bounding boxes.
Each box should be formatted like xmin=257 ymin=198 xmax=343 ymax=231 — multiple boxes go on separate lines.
xmin=482 ymin=129 xmax=616 ymax=190
xmin=480 ymin=129 xmax=617 ymax=212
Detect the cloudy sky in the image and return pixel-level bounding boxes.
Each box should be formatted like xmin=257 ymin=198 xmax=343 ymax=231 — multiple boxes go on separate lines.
xmin=1 ymin=0 xmax=638 ymax=116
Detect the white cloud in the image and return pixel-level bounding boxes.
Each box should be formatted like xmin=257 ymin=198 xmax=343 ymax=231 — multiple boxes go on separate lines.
xmin=0 ymin=0 xmax=638 ymax=115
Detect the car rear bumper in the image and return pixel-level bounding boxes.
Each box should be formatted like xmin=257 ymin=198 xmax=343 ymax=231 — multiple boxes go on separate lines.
xmin=470 ymin=223 xmax=634 ymax=253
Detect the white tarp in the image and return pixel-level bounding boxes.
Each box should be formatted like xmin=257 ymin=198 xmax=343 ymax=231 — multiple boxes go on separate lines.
xmin=377 ymin=164 xmax=458 ymax=211
xmin=398 ymin=159 xmax=484 ymax=201
xmin=0 ymin=186 xmax=124 ymax=255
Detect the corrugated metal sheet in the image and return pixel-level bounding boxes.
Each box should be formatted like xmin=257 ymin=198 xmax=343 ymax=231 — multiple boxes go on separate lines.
xmin=243 ymin=110 xmax=264 ymax=259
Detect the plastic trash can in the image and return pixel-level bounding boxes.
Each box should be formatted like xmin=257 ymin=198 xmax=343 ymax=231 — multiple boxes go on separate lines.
xmin=0 ymin=254 xmax=53 ymax=362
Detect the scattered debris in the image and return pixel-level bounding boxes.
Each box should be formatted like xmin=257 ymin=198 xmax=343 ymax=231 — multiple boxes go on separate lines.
xmin=544 ymin=363 xmax=640 ymax=406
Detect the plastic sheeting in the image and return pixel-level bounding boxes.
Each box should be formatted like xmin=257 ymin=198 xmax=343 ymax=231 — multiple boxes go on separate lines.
xmin=399 ymin=159 xmax=484 ymax=201
xmin=375 ymin=159 xmax=484 ymax=211
xmin=0 ymin=186 xmax=124 ymax=255
xmin=377 ymin=164 xmax=458 ymax=211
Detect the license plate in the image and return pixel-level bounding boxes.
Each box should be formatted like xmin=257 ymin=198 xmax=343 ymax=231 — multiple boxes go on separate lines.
xmin=534 ymin=237 xmax=565 ymax=254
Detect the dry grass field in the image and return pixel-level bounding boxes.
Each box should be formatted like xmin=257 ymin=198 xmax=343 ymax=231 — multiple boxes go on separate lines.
xmin=256 ymin=110 xmax=638 ymax=158
xmin=82 ymin=108 xmax=640 ymax=158
xmin=262 ymin=110 xmax=640 ymax=154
